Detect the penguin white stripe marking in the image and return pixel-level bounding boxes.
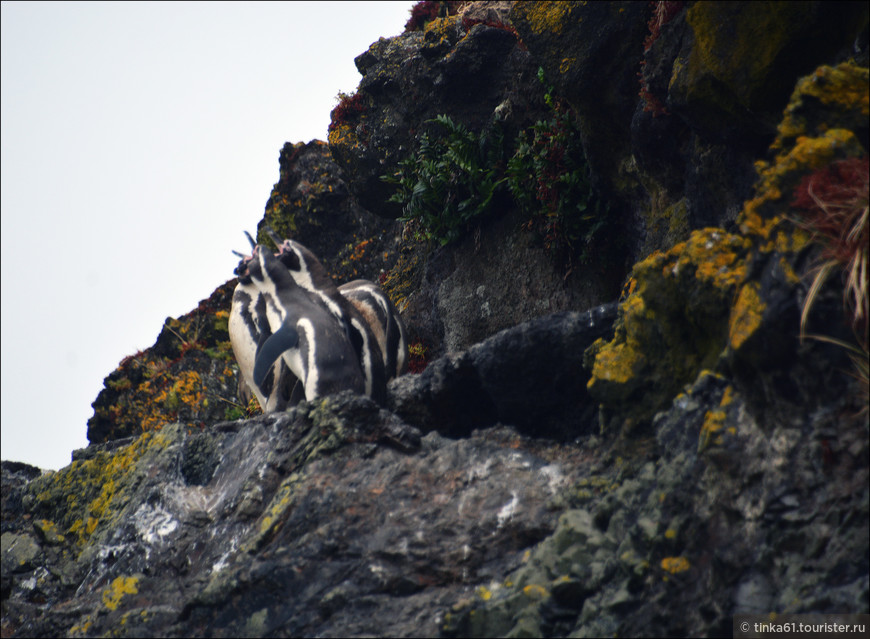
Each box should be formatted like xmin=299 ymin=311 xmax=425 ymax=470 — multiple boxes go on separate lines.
xmin=351 ymin=317 xmax=374 ymax=397
xmin=298 ymin=318 xmax=318 ymax=399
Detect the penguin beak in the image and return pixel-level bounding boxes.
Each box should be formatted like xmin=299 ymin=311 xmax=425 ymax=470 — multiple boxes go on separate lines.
xmin=244 ymin=230 xmax=257 ymax=250
xmin=266 ymin=227 xmax=283 ymax=247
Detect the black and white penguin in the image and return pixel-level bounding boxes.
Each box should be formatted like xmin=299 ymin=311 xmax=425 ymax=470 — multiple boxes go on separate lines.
xmin=269 ymin=234 xmax=390 ymax=404
xmin=229 ymin=238 xmax=301 ymax=412
xmin=241 ymin=243 xmax=366 ymax=402
xmin=337 ymin=279 xmax=409 ymax=380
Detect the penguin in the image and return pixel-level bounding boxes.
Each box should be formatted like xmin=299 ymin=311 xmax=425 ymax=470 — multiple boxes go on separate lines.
xmin=337 ymin=279 xmax=409 ymax=379
xmin=267 ymin=233 xmax=390 ymax=404
xmin=229 ymin=237 xmax=301 ymax=412
xmin=242 ymin=243 xmax=366 ymax=402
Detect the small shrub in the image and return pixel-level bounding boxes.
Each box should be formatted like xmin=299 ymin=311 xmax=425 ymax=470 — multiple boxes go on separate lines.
xmin=383 ymin=115 xmax=507 ymax=245
xmin=404 ymin=1 xmax=462 ymax=32
xmin=329 ymin=92 xmax=367 ymax=133
xmin=791 ymin=156 xmax=869 ymax=401
xmin=507 ymin=68 xmax=607 ymax=265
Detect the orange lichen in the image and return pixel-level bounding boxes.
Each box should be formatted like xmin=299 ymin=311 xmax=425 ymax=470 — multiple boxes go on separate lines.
xmin=511 ymin=1 xmax=572 ymax=37
xmin=661 ymin=556 xmax=690 ymax=575
xmin=729 ymin=282 xmax=765 ymax=351
xmin=588 ymin=229 xmax=750 ymax=431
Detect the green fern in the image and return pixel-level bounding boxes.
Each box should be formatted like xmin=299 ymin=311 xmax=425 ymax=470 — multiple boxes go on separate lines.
xmin=383 ymin=115 xmax=506 ymax=245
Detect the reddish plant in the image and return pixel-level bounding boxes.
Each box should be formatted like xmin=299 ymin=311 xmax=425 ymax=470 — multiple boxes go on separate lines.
xmin=329 ymin=92 xmax=367 ymax=133
xmin=638 ymin=1 xmax=684 ymax=116
xmin=791 ymin=157 xmax=869 ymax=351
xmin=643 ymin=1 xmax=684 ymax=52
xmin=404 ymin=1 xmax=461 ymax=32
xmin=461 ymin=15 xmax=521 ymax=42
xmin=639 ymin=79 xmax=669 ymax=116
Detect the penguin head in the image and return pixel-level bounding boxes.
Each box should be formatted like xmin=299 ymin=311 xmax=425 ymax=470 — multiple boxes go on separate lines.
xmin=245 ymin=243 xmax=300 ymax=292
xmin=273 ymin=238 xmax=336 ymax=293
xmin=233 ymin=231 xmax=261 ymax=283
xmin=234 ymin=253 xmax=254 ymax=283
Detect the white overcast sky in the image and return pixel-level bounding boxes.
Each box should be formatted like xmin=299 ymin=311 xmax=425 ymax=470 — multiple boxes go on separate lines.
xmin=1 ymin=0 xmax=415 ymax=470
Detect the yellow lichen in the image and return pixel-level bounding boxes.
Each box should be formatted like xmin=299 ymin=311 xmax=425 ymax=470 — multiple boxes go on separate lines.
xmin=774 ymin=63 xmax=870 ymax=147
xmin=729 ymin=282 xmax=765 ymax=351
xmin=661 ymin=556 xmax=690 ymax=575
xmin=522 ymin=584 xmax=549 ymax=600
xmin=739 ymin=64 xmax=868 ymax=250
xmin=684 ymin=229 xmax=751 ymax=290
xmin=102 ymin=575 xmax=139 ymax=611
xmin=514 ymin=1 xmax=572 ymax=36
xmin=698 ymin=385 xmax=738 ymax=452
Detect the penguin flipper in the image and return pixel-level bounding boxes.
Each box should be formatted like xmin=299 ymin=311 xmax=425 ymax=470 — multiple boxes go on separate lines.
xmin=253 ymin=321 xmax=299 ymax=388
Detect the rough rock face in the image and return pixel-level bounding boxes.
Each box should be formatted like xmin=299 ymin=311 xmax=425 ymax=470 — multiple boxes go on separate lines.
xmin=254 ymin=140 xmax=402 ymax=285
xmin=3 ymin=2 xmax=869 ymax=637
xmin=444 ymin=371 xmax=868 ymax=637
xmin=329 ymin=8 xmax=545 ymax=219
xmin=389 ymin=303 xmax=618 ymax=441
xmin=2 ymin=394 xmax=592 ymax=638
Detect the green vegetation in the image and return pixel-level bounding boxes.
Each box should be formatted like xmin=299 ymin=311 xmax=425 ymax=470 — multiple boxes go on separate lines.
xmin=383 ymin=69 xmax=608 ymax=263
xmin=507 ymin=68 xmax=606 ymax=264
xmin=383 ymin=114 xmax=507 ymax=245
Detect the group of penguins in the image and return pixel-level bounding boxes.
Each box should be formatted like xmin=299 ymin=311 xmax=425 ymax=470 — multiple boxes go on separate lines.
xmin=229 ymin=231 xmax=408 ymax=413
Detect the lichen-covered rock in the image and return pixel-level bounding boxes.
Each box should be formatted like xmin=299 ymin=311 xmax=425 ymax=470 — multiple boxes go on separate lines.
xmin=586 ymin=228 xmax=752 ymax=433
xmin=739 ymin=62 xmax=869 ymax=247
xmin=444 ymin=370 xmax=868 ymax=637
xmin=2 ymin=394 xmax=594 ymax=638
xmin=254 ymin=140 xmax=402 ymax=285
xmin=87 ymin=280 xmax=244 ymax=445
xmin=588 ymin=60 xmax=869 ymax=435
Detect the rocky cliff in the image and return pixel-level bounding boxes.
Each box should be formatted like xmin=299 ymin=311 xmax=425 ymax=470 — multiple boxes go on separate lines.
xmin=3 ymin=2 xmax=868 ymax=637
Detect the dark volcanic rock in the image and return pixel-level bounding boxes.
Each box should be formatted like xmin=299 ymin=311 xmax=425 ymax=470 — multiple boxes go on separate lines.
xmin=255 ymin=140 xmax=402 ymax=286
xmin=389 ymin=303 xmax=619 ymax=441
xmin=329 ymin=13 xmax=546 ymax=218
xmin=2 ymin=394 xmax=586 ymax=638
xmin=444 ymin=370 xmax=869 ymax=637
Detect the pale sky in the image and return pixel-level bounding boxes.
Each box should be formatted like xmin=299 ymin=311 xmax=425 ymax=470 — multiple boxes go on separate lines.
xmin=1 ymin=0 xmax=415 ymax=470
